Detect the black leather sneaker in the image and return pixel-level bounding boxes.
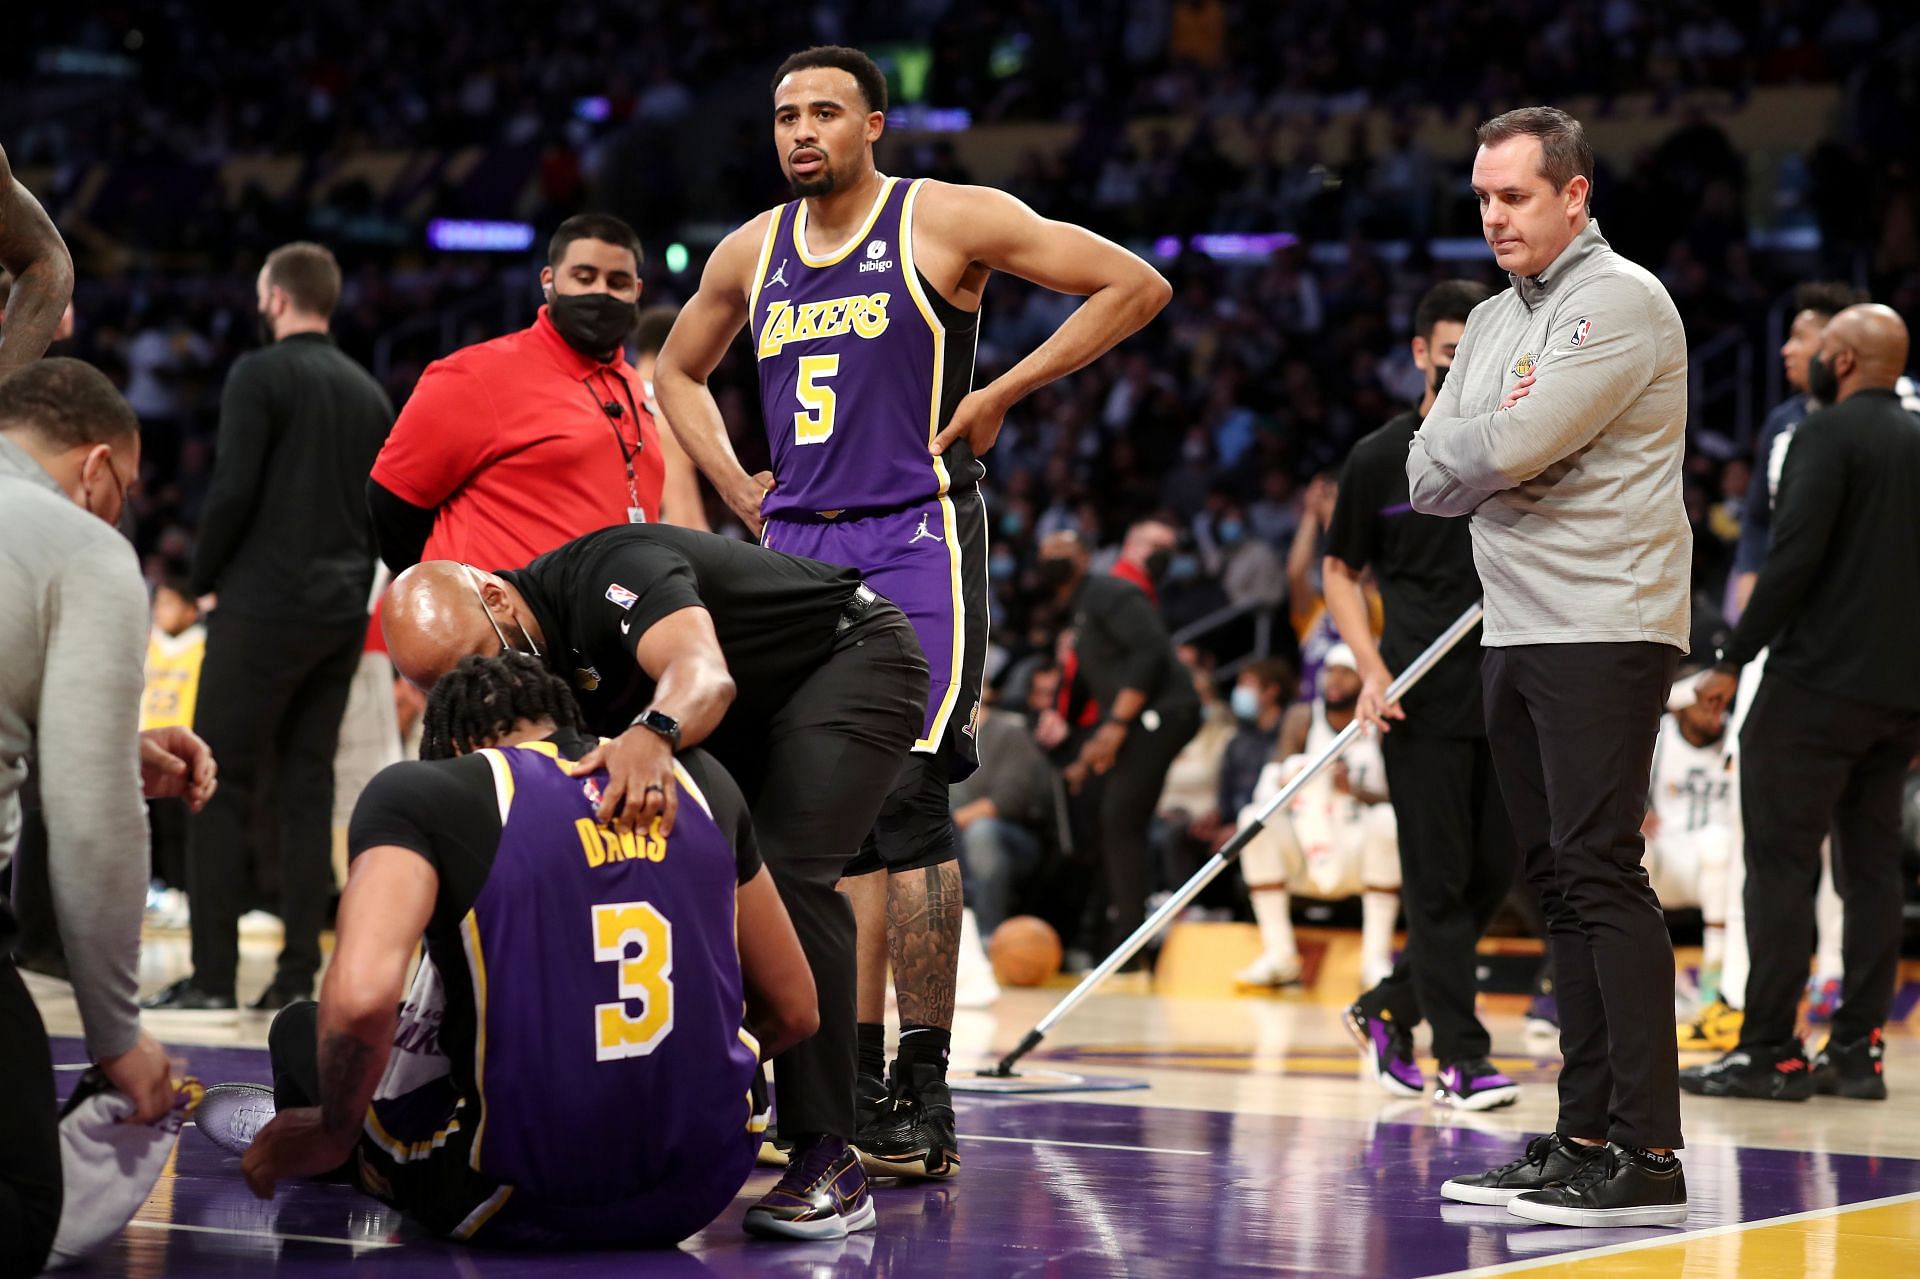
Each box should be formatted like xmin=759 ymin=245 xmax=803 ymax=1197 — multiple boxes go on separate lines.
xmin=1440 ymin=1133 xmax=1607 ymax=1205
xmin=1812 ymin=1029 xmax=1888 ymax=1100
xmin=856 ymin=1061 xmax=959 ymax=1179
xmin=1508 ymin=1143 xmax=1688 ymax=1227
xmin=1679 ymin=1041 xmax=1814 ymax=1101
xmin=743 ymin=1136 xmax=877 ymax=1241
xmin=141 ymin=977 xmax=237 ymax=1013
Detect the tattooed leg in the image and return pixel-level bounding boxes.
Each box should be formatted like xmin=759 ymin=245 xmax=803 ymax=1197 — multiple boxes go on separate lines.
xmin=887 ymin=861 xmax=963 ymax=1030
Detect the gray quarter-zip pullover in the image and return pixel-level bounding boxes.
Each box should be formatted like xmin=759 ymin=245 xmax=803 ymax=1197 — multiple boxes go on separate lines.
xmin=1407 ymin=220 xmax=1691 ymax=650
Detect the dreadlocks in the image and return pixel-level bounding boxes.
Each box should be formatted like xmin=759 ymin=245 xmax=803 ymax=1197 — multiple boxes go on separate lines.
xmin=420 ymin=653 xmax=583 ymax=761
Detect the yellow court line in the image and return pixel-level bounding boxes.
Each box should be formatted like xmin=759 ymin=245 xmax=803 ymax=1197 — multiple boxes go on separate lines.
xmin=1424 ymin=1190 xmax=1920 ymax=1279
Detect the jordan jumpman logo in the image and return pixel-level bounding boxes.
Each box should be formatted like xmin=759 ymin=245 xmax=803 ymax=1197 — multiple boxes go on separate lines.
xmin=909 ymin=514 xmax=939 ymax=544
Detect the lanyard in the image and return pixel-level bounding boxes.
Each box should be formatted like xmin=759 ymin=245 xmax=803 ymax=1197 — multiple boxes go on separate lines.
xmin=582 ymin=369 xmax=647 ymax=522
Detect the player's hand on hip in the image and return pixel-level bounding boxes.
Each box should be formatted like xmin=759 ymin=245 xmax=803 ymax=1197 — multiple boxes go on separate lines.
xmin=931 ymin=387 xmax=1009 ymax=458
xmin=572 ymin=728 xmax=678 ymax=838
xmin=1356 ymin=672 xmax=1404 ymax=735
xmin=139 ymin=726 xmax=219 ymax=811
xmin=99 ymin=1029 xmax=175 ymax=1124
xmin=1501 ymin=374 xmax=1535 ymax=410
xmin=727 ymin=472 xmax=775 ymax=538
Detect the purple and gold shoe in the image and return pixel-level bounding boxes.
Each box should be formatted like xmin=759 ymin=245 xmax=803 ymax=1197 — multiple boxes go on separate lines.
xmin=1435 ymin=1059 xmax=1521 ymax=1112
xmin=743 ymin=1136 xmax=878 ymax=1241
xmin=1343 ymin=1001 xmax=1424 ymax=1098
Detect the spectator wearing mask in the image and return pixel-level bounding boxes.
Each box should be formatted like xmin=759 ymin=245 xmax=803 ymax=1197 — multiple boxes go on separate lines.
xmin=151 ymin=243 xmax=392 ymax=1014
xmin=1110 ymin=516 xmax=1179 ymax=604
xmin=368 ymin=215 xmax=700 ymax=575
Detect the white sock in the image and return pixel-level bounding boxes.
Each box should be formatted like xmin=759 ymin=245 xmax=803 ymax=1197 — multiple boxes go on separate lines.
xmin=1361 ymin=891 xmax=1399 ymax=986
xmin=1250 ymin=888 xmax=1297 ymax=962
xmin=1814 ymin=849 xmax=1843 ymax=980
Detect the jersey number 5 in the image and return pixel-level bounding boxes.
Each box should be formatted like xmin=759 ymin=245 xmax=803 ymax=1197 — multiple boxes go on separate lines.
xmin=591 ymin=901 xmax=674 ymax=1061
xmin=793 ymin=354 xmax=839 ymax=446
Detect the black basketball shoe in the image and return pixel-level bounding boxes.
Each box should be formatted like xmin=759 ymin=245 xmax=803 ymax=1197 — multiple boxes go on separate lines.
xmin=1812 ymin=1028 xmax=1888 ymax=1101
xmin=1507 ymin=1143 xmax=1688 ymax=1227
xmin=1440 ymin=1133 xmax=1607 ymax=1205
xmin=1678 ymin=1041 xmax=1814 ymax=1101
xmin=855 ymin=1061 xmax=959 ymax=1179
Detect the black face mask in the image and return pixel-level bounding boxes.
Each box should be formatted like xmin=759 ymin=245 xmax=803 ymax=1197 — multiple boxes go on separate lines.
xmin=1806 ymin=353 xmax=1839 ymax=406
xmin=1036 ymin=557 xmax=1078 ymax=591
xmin=550 ymin=291 xmax=637 ymax=359
xmin=1429 ymin=362 xmax=1449 ymax=397
xmin=1144 ymin=548 xmax=1172 ymax=582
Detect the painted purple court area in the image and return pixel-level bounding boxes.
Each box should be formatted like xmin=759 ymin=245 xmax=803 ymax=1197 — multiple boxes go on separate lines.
xmin=53 ymin=1038 xmax=1920 ymax=1279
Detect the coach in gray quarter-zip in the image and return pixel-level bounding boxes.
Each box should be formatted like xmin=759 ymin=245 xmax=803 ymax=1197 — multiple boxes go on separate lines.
xmin=1414 ymin=107 xmax=1694 ymax=1230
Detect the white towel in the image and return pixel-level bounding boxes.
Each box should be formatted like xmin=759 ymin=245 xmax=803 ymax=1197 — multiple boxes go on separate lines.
xmin=45 ymin=1071 xmax=202 ymax=1269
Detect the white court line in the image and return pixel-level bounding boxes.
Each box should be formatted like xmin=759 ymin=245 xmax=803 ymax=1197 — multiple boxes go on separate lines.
xmin=127 ymin=1220 xmax=400 ymax=1250
xmin=966 ymin=1134 xmax=1210 ymax=1157
xmin=1422 ymin=1188 xmax=1920 ymax=1279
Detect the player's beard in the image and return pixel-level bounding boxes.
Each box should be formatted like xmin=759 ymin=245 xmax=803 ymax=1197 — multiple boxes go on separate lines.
xmin=788 ymin=150 xmax=836 ymax=198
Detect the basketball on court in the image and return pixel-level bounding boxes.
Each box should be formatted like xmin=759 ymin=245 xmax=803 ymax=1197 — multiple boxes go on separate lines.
xmin=988 ymin=915 xmax=1063 ymax=987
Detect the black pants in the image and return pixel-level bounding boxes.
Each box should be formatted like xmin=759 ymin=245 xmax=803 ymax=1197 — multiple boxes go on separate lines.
xmin=188 ymin=612 xmax=363 ymax=996
xmin=1368 ymin=732 xmax=1516 ymax=1063
xmin=1738 ymin=672 xmax=1920 ymax=1048
xmin=1484 ymin=642 xmax=1681 ymax=1150
xmin=0 ymin=938 xmax=61 ymax=1278
xmin=1087 ymin=706 xmax=1201 ymax=950
xmin=708 ymin=605 xmax=926 ymax=1140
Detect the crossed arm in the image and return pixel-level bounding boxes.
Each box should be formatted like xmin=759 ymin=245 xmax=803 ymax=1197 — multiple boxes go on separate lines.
xmin=0 ymin=143 xmax=75 ymax=374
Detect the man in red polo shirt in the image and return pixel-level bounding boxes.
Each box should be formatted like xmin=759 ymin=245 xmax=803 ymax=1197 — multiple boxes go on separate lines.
xmin=369 ymin=214 xmax=701 ymax=572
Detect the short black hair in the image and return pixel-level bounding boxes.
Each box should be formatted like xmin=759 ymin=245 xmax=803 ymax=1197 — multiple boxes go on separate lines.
xmin=1794 ymin=281 xmax=1869 ymax=322
xmin=634 ymin=304 xmax=678 ymax=358
xmin=1413 ymin=279 xmax=1491 ymax=343
xmin=156 ymin=575 xmax=195 ymax=602
xmin=420 ymin=653 xmax=584 ymax=761
xmin=1243 ymin=657 xmax=1298 ymax=702
xmin=548 ymin=213 xmax=644 ymax=272
xmin=772 ymin=45 xmax=888 ymax=115
xmin=0 ymin=357 xmax=139 ymax=449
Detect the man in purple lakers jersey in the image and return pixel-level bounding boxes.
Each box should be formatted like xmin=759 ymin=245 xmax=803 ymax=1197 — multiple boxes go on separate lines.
xmin=656 ymin=44 xmax=1170 ymax=1177
xmin=232 ymin=656 xmax=832 ymax=1244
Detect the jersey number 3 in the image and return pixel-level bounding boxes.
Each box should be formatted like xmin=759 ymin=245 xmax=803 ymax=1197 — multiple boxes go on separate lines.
xmin=793 ymin=354 xmax=839 ymax=446
xmin=591 ymin=901 xmax=674 ymax=1061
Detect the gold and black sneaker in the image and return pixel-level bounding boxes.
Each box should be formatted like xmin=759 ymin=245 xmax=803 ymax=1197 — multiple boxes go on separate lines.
xmin=743 ymin=1136 xmax=877 ymax=1241
xmin=1677 ymin=997 xmax=1744 ymax=1052
xmin=855 ymin=1061 xmax=960 ymax=1179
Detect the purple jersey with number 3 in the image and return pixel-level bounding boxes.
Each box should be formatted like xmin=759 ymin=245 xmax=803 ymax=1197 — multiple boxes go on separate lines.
xmin=449 ymin=744 xmax=759 ymax=1206
xmin=751 ymin=176 xmax=983 ymax=518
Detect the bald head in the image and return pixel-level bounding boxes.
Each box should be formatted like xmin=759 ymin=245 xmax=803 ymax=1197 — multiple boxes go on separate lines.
xmin=1823 ymin=304 xmax=1909 ymax=397
xmin=384 ymin=561 xmax=541 ymax=689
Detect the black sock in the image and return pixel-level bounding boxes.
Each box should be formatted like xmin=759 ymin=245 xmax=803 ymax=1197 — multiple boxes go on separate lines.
xmin=898 ymin=1023 xmax=951 ymax=1080
xmin=1630 ymin=1147 xmax=1679 ymax=1170
xmin=858 ymin=1022 xmax=886 ymax=1082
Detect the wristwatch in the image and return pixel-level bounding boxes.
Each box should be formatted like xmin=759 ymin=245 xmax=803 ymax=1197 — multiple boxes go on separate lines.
xmin=1711 ymin=646 xmax=1739 ymax=676
xmin=632 ymin=708 xmax=682 ymax=750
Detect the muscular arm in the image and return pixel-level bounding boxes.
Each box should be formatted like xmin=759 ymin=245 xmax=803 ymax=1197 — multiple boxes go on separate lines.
xmin=920 ymin=183 xmax=1171 ymax=454
xmin=0 ymin=144 xmax=75 ymax=374
xmin=735 ymin=866 xmax=818 ymax=1058
xmin=653 ymin=217 xmax=773 ymax=533
xmin=1322 ymin=556 xmax=1387 ymax=683
xmin=634 ymin=606 xmax=736 ymax=747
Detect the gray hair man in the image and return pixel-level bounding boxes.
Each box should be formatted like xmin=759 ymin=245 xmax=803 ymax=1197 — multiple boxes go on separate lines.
xmin=1407 ymin=106 xmax=1692 ymax=1228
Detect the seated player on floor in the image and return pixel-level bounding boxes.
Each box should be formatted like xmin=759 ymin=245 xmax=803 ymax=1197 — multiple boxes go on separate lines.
xmin=1235 ymin=645 xmax=1402 ymax=990
xmin=210 ymin=654 xmax=819 ymax=1248
xmin=1642 ymin=675 xmax=1737 ymax=957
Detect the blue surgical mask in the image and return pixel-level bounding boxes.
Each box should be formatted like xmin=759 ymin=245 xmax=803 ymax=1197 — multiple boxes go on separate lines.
xmin=1001 ymin=511 xmax=1026 ymax=538
xmin=1166 ymin=553 xmax=1200 ymax=582
xmin=1230 ymin=684 xmax=1261 ymax=721
xmin=989 ymin=552 xmax=1017 ymax=579
xmin=1217 ymin=518 xmax=1245 ymax=546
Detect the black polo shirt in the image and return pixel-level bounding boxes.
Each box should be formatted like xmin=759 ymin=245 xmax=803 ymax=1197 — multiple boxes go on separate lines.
xmin=498 ymin=525 xmax=864 ymax=735
xmin=1325 ymin=410 xmax=1484 ymax=738
xmin=1062 ymin=573 xmax=1200 ymax=720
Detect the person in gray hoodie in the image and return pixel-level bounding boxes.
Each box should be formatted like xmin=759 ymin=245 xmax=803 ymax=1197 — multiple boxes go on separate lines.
xmin=1408 ymin=107 xmax=1692 ymax=1229
xmin=0 ymin=358 xmax=217 ymax=1274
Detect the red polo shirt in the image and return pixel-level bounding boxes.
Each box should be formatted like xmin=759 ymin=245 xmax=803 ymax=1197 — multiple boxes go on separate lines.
xmin=371 ymin=305 xmax=664 ymax=571
xmin=1110 ymin=557 xmax=1158 ymax=604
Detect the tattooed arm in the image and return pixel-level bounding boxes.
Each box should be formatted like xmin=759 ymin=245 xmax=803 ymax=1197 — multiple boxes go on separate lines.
xmin=242 ymin=846 xmax=437 ymax=1198
xmin=0 ymin=143 xmax=75 ymax=374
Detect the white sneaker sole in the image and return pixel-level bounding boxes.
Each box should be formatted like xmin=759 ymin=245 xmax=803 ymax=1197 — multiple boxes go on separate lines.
xmin=744 ymin=1194 xmax=878 ymax=1240
xmin=1507 ymin=1197 xmax=1688 ymax=1227
xmin=194 ymin=1083 xmax=277 ymax=1157
xmin=1440 ymin=1179 xmax=1528 ymax=1206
